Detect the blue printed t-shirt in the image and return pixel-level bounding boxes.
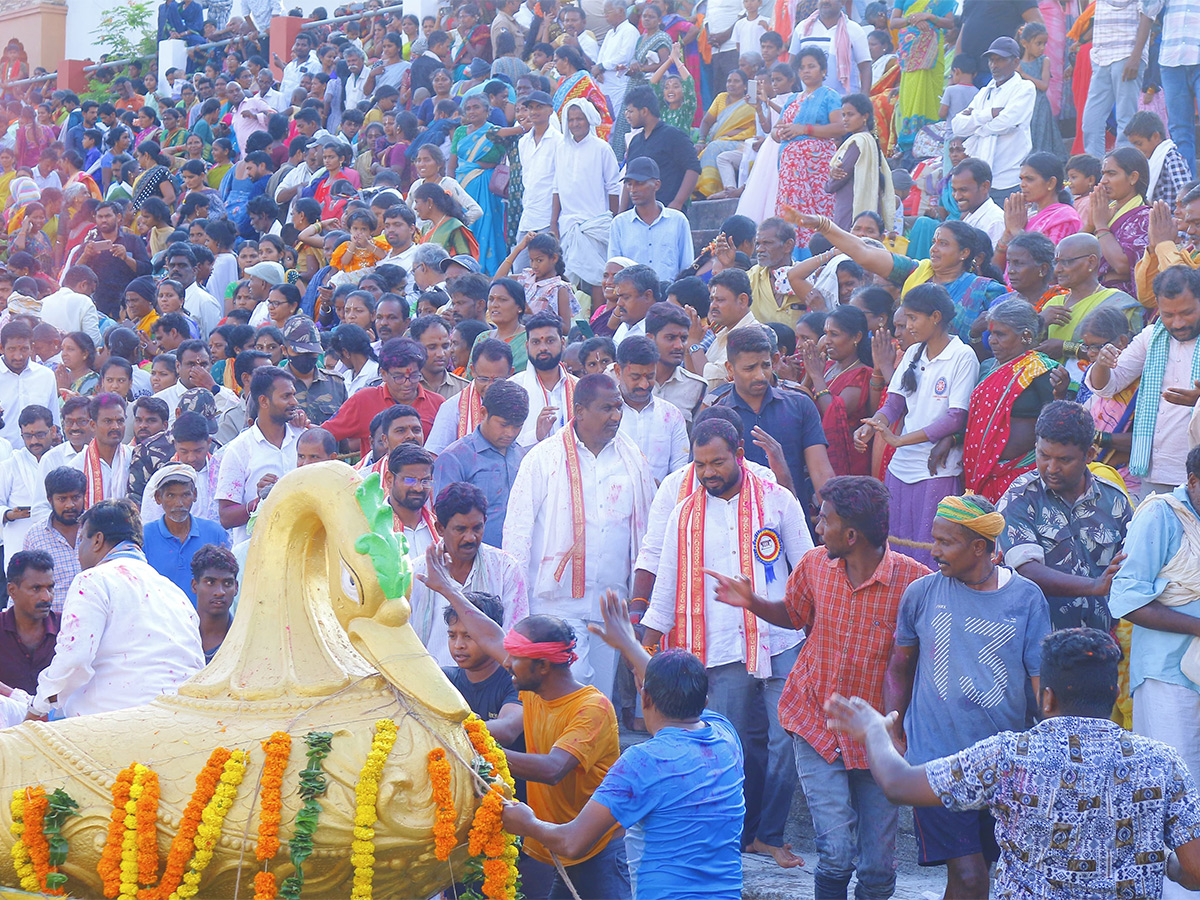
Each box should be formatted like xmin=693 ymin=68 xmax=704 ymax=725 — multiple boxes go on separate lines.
xmin=894 ymin=570 xmax=1050 ymax=764
xmin=591 ymin=710 xmax=744 ymax=900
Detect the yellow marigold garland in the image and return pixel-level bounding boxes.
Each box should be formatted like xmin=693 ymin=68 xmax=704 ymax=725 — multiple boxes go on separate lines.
xmin=350 ymin=718 xmax=398 ymax=900
xmin=119 ymin=765 xmax=153 ymax=900
xmin=98 ymin=765 xmax=136 ymax=898
xmin=253 ymin=731 xmax=292 ymax=900
xmin=10 ymin=789 xmax=38 ymax=894
xmin=169 ymin=749 xmax=247 ymax=900
xmin=427 ymin=749 xmax=456 ymax=860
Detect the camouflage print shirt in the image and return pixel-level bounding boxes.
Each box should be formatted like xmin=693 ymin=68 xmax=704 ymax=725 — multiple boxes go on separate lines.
xmin=127 ymin=432 xmax=175 ymax=504
xmin=294 ymin=368 xmax=348 ymax=426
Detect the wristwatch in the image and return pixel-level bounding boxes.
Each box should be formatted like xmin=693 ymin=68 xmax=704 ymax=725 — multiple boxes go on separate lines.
xmin=689 ymin=343 xmax=703 ymax=354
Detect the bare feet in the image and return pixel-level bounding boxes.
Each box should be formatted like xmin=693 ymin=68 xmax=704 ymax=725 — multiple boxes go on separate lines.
xmin=745 ymin=838 xmax=805 ymax=868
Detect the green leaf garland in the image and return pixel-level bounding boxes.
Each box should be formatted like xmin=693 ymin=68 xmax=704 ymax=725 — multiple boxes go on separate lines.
xmin=278 ymin=732 xmax=334 ymax=900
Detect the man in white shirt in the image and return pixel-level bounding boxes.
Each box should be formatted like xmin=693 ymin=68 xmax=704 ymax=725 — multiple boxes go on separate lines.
xmin=594 ymin=1 xmax=639 ymax=117
xmin=409 ymin=481 xmax=528 ymax=665
xmin=951 ymin=37 xmax=1036 ymax=202
xmin=27 ymin=499 xmax=204 ymax=718
xmin=503 ymin=373 xmax=656 ymax=694
xmin=0 ymin=405 xmax=53 ymax=553
xmin=380 ymin=204 xmax=419 ymax=271
xmin=384 ymin=443 xmax=439 ymax=563
xmin=39 ymin=266 xmax=102 ymax=345
xmin=341 ymin=45 xmax=371 ymax=109
xmin=642 ymin=416 xmax=812 ymax=867
xmin=647 ymin=301 xmax=707 ymax=427
xmin=154 ymin=340 xmax=242 ymax=425
xmin=216 ymin=368 xmax=307 ymax=543
xmin=951 ymin=158 xmax=1006 ymax=245
xmin=274 ymin=138 xmax=320 ymax=220
xmin=71 ymin=393 xmax=131 ymax=505
xmin=31 ymin=150 xmax=62 ymax=191
xmin=706 ymin=0 xmax=745 ymax=93
xmin=1082 ymin=0 xmax=1152 ymax=160
xmin=509 ymin=312 xmax=579 ymax=446
xmin=255 ymin=68 xmax=287 ymax=114
xmin=515 ymin=91 xmax=565 ymax=266
xmin=614 ymin=336 xmax=688 ymax=483
xmin=39 ymin=397 xmax=92 ymax=479
xmin=698 ymin=269 xmax=762 ymax=390
xmin=789 ymin=0 xmax=872 ymax=95
xmin=274 ymin=32 xmax=321 ymax=102
xmin=0 ymin=321 xmax=60 ymax=452
xmin=611 ymin=263 xmax=660 ymax=346
xmin=165 ymin=244 xmax=221 ymax=338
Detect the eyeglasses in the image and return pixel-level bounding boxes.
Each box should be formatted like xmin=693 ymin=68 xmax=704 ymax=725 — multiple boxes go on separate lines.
xmin=1053 ymin=254 xmax=1091 ymax=266
xmin=21 ymin=430 xmax=49 ymax=441
xmin=386 ymin=370 xmax=422 ymax=383
xmin=400 ymin=476 xmax=434 ymax=487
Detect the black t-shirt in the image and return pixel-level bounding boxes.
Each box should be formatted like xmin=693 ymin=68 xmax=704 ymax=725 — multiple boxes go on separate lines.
xmin=626 ymin=121 xmax=702 ymax=207
xmin=442 ymin=664 xmax=521 ymax=723
xmin=959 ymin=0 xmax=1039 ymax=66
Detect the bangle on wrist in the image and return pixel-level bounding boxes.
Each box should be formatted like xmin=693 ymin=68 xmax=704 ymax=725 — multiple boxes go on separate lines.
xmin=813 ymin=388 xmax=832 ymax=400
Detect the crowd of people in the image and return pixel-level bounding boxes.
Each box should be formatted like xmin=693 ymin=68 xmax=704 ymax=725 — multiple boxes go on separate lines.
xmin=0 ymin=0 xmax=1199 ymax=894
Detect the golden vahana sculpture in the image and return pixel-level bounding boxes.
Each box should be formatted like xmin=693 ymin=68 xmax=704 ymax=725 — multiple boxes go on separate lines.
xmin=0 ymin=461 xmax=483 ymax=897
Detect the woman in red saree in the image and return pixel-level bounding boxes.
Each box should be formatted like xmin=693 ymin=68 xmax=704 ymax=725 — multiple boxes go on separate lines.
xmin=804 ymin=305 xmax=876 ymax=476
xmin=1067 ymin=4 xmax=1094 ymax=155
xmin=953 ymin=298 xmax=1060 ymax=502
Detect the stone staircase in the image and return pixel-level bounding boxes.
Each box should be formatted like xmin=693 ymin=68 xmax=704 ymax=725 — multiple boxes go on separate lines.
xmin=687 ymin=196 xmax=741 ymax=256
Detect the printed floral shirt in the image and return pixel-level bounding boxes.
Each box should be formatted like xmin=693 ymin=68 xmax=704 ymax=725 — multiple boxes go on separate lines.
xmin=997 ymin=471 xmax=1132 ymax=631
xmin=926 ymin=717 xmax=1200 ymax=900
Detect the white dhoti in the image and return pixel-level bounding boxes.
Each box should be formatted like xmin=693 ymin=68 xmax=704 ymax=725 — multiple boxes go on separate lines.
xmin=1133 ymin=677 xmax=1200 ymax=900
xmin=736 ymin=133 xmax=780 ymax=223
xmin=561 ymin=213 xmax=614 ymax=286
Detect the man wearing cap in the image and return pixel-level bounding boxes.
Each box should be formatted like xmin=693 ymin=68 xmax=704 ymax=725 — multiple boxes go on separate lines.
xmin=608 ymin=157 xmax=694 ymax=285
xmin=622 ymin=86 xmax=702 ymax=211
xmin=950 ymin=37 xmax=1036 ymax=204
xmin=1081 ymin=0 xmax=1153 ymax=160
xmin=883 ymin=494 xmax=1050 ymax=899
xmin=243 ymin=261 xmax=287 ymax=328
xmin=515 ymin=92 xmax=565 ymax=268
xmin=281 ymin=316 xmax=348 ymax=427
xmin=215 ymin=350 xmax=275 ymax=446
xmin=439 ymin=254 xmax=483 ymax=282
xmin=142 ymin=464 xmax=230 ymax=605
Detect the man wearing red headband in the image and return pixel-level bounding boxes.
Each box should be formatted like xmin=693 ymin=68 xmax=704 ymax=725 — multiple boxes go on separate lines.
xmin=418 ymin=543 xmax=629 ymax=900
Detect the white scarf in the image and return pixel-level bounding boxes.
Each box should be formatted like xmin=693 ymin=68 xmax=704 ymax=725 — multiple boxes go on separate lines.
xmin=1147 ymin=138 xmax=1177 ymax=201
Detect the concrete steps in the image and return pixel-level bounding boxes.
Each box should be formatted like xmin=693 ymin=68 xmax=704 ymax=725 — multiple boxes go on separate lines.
xmin=687 ymin=196 xmax=740 ymax=255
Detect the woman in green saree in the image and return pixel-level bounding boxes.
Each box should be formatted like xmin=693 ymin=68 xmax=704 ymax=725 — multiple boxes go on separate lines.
xmin=888 ymin=0 xmax=956 ymax=152
xmin=411 ymin=182 xmax=481 ymax=261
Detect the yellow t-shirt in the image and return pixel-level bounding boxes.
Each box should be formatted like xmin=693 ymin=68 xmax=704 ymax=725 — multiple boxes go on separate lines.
xmin=520 ymin=685 xmax=620 ymax=865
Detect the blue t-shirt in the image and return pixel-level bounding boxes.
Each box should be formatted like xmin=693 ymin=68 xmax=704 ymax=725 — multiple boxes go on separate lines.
xmin=142 ymin=515 xmax=231 ymax=605
xmin=591 ymin=711 xmax=743 ymax=900
xmin=895 ymin=570 xmax=1050 ymax=764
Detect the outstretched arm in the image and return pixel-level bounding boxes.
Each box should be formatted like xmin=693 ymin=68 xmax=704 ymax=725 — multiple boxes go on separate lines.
xmin=824 ymin=693 xmax=939 ymax=806
xmin=415 ymin=541 xmax=507 ymax=664
xmin=780 ymin=209 xmax=896 ymax=279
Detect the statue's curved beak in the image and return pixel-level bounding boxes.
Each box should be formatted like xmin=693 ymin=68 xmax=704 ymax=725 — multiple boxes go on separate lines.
xmin=348 ymin=597 xmax=470 ymax=720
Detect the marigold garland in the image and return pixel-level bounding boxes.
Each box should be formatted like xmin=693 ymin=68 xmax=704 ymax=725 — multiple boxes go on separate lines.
xmin=464 ymin=714 xmax=515 ymax=793
xmin=119 ymin=765 xmax=152 ymax=900
xmin=139 ymin=747 xmax=231 ymax=900
xmin=10 ymin=789 xmax=38 ymax=894
xmin=253 ymin=731 xmax=292 ymax=900
xmin=136 ymin=768 xmax=161 ymax=886
xmin=462 ymin=716 xmax=520 ymax=900
xmin=169 ymin=748 xmax=247 ymax=900
xmin=427 ymin=749 xmax=456 ymax=861
xmin=350 ymin=718 xmax=398 ymax=900
xmin=278 ymin=732 xmax=333 ymax=900
xmin=98 ymin=764 xmax=136 ymax=899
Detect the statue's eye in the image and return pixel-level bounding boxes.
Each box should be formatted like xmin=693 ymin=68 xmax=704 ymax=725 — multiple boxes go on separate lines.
xmin=340 ymin=556 xmax=363 ymax=605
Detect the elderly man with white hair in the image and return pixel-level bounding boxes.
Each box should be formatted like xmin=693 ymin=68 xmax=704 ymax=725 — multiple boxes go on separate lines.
xmin=552 ymin=98 xmax=622 ymax=305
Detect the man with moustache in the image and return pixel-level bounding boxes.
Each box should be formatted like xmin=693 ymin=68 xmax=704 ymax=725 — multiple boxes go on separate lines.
xmin=614 ymin=336 xmax=688 ymax=483
xmin=0 ymin=405 xmax=54 ymax=554
xmin=385 ymin=443 xmax=439 ymax=563
xmin=509 ymin=312 xmax=578 ymax=447
xmin=142 ymin=465 xmax=229 ymax=605
xmin=140 ymin=411 xmax=222 ymax=524
xmin=646 ymin=302 xmax=707 ymax=428
xmin=359 ymin=405 xmax=426 ymax=479
xmin=425 ymin=339 xmax=518 ymax=456
xmin=409 ymin=482 xmax=528 ymax=666
xmin=71 ymin=394 xmax=131 ymax=505
xmin=504 ymin=373 xmax=655 ymax=693
xmin=0 ymin=551 xmax=59 ymax=699
xmin=0 ymin=321 xmax=60 ymax=452
xmin=73 ymin=201 xmax=152 ymax=319
xmin=39 ymin=397 xmax=92 ymax=478
xmin=23 ymin=467 xmax=87 ymax=614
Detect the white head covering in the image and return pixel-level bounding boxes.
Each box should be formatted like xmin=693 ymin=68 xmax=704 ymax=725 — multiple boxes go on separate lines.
xmin=560 ymin=97 xmax=600 ymax=144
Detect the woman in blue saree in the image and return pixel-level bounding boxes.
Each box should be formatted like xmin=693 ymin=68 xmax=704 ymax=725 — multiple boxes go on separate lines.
xmin=449 ymin=94 xmax=506 ymax=275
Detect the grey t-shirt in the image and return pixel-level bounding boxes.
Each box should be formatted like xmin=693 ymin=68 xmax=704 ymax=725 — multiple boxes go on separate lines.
xmin=895 ymin=570 xmax=1051 ymax=765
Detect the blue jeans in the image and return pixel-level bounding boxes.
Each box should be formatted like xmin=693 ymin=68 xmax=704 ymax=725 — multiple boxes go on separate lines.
xmin=549 ymin=837 xmax=631 ymax=900
xmin=705 ymin=644 xmax=801 ymax=847
xmin=1162 ymin=64 xmax=1200 ymax=179
xmin=792 ymin=736 xmax=899 ymax=900
xmin=1082 ymin=58 xmax=1146 ymax=160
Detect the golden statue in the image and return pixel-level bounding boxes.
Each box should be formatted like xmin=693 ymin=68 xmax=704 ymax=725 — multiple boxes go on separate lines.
xmin=0 ymin=461 xmax=485 ymax=897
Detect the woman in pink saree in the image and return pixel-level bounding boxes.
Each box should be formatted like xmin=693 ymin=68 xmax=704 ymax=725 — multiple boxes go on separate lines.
xmin=994 ymin=152 xmax=1082 ymax=273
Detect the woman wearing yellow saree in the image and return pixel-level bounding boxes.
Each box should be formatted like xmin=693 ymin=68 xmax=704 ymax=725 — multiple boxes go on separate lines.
xmin=695 ymin=68 xmax=757 ymax=197
xmin=888 ymin=0 xmax=956 ymax=152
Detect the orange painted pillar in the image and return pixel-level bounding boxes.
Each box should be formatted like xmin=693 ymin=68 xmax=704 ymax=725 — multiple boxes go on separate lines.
xmin=61 ymin=60 xmax=93 ymax=96
xmin=270 ymin=16 xmax=312 ymax=79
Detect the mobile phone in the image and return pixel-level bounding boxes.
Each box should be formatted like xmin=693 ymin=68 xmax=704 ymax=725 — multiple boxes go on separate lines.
xmin=747 ymin=80 xmax=758 ymax=104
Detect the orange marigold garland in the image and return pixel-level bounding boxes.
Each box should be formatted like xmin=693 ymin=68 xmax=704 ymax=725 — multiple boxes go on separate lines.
xmin=98 ymin=764 xmax=136 ymax=898
xmin=427 ymin=748 xmax=456 ymax=860
xmin=136 ymin=769 xmax=161 ymax=886
xmin=462 ymin=716 xmax=520 ymax=900
xmin=119 ymin=765 xmax=152 ymax=900
xmin=253 ymin=731 xmax=292 ymax=900
xmin=463 ymin=715 xmax=515 ymax=793
xmin=170 ymin=748 xmax=248 ymax=900
xmin=139 ymin=747 xmax=231 ymax=900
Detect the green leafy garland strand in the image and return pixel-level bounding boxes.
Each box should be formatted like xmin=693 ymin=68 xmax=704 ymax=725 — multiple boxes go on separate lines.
xmin=277 ymin=732 xmax=334 ymax=900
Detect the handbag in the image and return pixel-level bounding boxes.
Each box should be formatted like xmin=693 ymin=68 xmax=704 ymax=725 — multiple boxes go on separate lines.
xmin=489 ymin=163 xmax=511 ymax=197
xmin=911 ymin=120 xmax=948 ymax=161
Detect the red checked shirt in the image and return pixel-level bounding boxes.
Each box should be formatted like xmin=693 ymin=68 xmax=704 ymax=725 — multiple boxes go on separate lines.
xmin=779 ymin=547 xmax=929 ymax=769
